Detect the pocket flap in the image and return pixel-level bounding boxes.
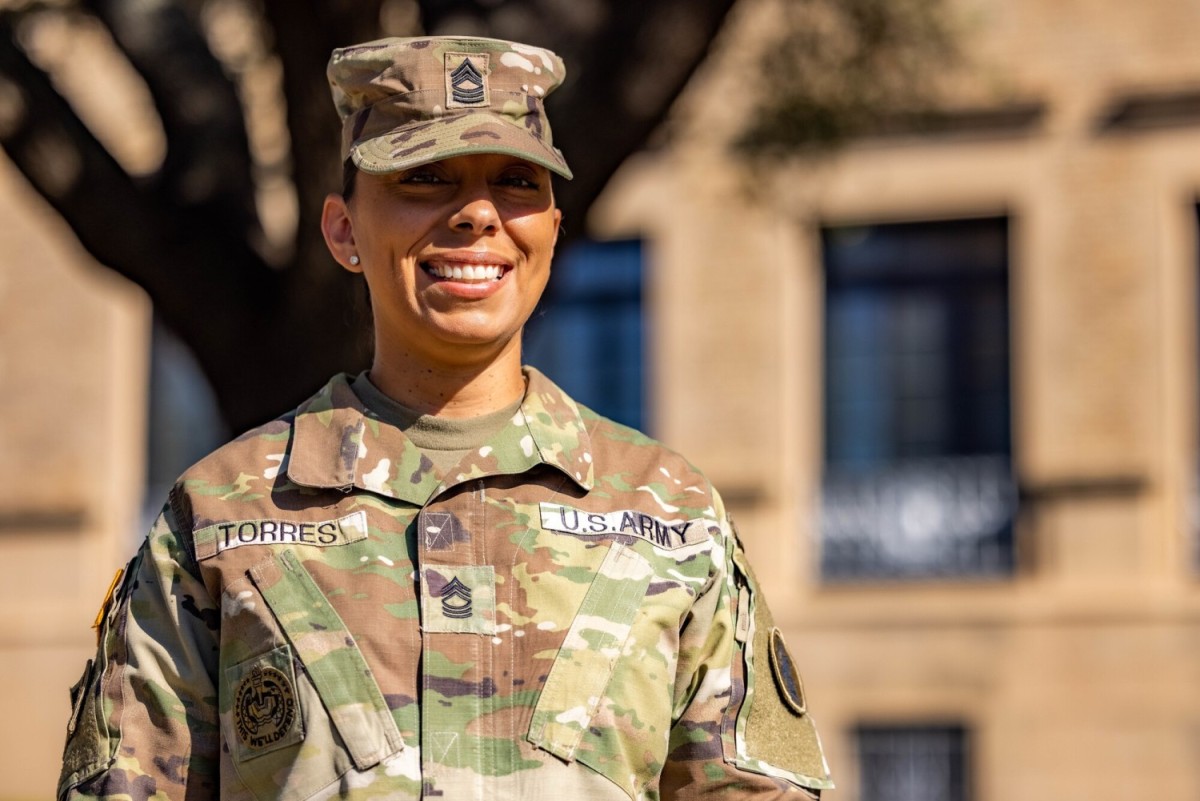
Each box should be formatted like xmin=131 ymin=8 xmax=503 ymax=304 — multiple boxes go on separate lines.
xmin=250 ymin=549 xmax=404 ymax=771
xmin=527 ymin=542 xmax=653 ymax=760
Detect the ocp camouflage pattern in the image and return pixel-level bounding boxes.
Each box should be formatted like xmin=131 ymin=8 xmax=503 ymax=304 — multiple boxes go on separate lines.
xmin=328 ymin=37 xmax=573 ymax=179
xmin=59 ymin=368 xmax=831 ymax=800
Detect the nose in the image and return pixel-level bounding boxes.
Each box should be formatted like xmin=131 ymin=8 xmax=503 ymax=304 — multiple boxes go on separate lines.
xmin=448 ymin=185 xmax=500 ymax=235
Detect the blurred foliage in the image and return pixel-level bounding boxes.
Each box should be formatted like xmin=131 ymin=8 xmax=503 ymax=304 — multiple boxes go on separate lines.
xmin=0 ymin=0 xmax=736 ymax=431
xmin=736 ymin=0 xmax=960 ymax=156
xmin=0 ymin=0 xmax=958 ymax=430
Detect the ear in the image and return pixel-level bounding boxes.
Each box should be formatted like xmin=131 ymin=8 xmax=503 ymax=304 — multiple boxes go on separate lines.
xmin=321 ymin=193 xmax=361 ymax=273
xmin=552 ymin=207 xmax=563 ymax=247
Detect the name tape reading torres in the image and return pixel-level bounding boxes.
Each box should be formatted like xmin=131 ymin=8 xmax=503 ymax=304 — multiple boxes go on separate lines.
xmin=193 ymin=511 xmax=369 ymax=560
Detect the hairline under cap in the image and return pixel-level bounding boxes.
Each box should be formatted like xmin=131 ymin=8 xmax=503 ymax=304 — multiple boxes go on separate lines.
xmin=350 ymin=143 xmax=571 ymax=178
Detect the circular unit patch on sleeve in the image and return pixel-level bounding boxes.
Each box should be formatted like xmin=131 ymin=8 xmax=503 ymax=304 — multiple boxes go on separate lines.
xmin=234 ymin=664 xmax=299 ymax=751
xmin=768 ymin=627 xmax=807 ymax=716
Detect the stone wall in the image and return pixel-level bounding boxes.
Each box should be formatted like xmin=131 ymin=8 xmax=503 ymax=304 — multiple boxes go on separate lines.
xmin=592 ymin=0 xmax=1200 ymax=798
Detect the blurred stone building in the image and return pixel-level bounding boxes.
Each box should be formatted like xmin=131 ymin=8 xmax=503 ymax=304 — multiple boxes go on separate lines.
xmin=582 ymin=0 xmax=1200 ymax=798
xmin=5 ymin=0 xmax=1200 ymax=798
xmin=0 ymin=162 xmax=148 ymax=798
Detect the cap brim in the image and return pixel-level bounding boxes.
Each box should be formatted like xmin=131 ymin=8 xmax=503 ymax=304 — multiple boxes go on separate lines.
xmin=351 ymin=112 xmax=572 ymax=180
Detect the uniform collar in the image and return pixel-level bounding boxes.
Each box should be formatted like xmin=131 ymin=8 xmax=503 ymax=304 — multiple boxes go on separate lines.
xmin=285 ymin=368 xmax=594 ymax=506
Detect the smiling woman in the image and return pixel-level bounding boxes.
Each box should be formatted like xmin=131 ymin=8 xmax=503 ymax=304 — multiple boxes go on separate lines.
xmin=322 ymin=153 xmax=561 ymax=398
xmin=57 ymin=36 xmax=833 ymax=801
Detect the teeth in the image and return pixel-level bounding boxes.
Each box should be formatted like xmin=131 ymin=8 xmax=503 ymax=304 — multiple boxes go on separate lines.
xmin=427 ymin=263 xmax=505 ymax=281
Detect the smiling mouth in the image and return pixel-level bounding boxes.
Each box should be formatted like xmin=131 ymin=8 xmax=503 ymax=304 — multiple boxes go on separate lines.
xmin=422 ymin=261 xmax=510 ymax=283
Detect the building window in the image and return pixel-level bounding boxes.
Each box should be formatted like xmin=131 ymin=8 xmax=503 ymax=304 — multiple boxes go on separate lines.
xmin=820 ymin=218 xmax=1016 ymax=580
xmin=523 ymin=239 xmax=645 ymax=431
xmin=856 ymin=724 xmax=970 ymax=801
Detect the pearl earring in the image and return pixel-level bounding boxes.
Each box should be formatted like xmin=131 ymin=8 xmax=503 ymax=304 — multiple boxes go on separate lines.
xmin=349 ymin=255 xmax=360 ymax=266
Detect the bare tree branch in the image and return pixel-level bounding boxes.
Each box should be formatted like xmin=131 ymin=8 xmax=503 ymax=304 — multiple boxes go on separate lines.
xmin=0 ymin=10 xmax=300 ymax=431
xmin=0 ymin=0 xmax=740 ymax=432
xmin=83 ymin=0 xmax=259 ymax=234
xmin=259 ymin=0 xmax=387 ymax=282
xmin=0 ymin=12 xmax=174 ymax=279
xmin=417 ymin=0 xmax=739 ymax=244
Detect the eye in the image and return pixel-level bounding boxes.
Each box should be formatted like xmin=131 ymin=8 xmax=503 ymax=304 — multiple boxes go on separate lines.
xmin=496 ymin=168 xmax=542 ymax=190
xmin=398 ymin=167 xmax=446 ymax=185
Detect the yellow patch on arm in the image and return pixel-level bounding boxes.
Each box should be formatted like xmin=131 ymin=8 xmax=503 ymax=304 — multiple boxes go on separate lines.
xmin=90 ymin=568 xmax=124 ymax=645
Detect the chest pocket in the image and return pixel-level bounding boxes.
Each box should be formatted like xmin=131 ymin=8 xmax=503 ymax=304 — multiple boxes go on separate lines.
xmin=220 ymin=550 xmax=405 ymax=801
xmin=526 ymin=541 xmax=659 ymax=798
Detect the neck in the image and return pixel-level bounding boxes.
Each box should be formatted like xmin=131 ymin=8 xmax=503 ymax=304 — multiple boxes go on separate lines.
xmin=368 ymin=337 xmax=526 ymax=419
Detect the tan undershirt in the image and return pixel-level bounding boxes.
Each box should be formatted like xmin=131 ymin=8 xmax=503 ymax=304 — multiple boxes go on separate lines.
xmin=351 ymin=372 xmax=523 ymax=475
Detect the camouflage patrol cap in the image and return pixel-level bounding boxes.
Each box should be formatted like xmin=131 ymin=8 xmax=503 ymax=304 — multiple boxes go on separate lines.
xmin=328 ymin=36 xmax=572 ymax=180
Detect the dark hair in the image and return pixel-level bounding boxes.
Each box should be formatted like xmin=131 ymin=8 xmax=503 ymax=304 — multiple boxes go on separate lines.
xmin=342 ymin=158 xmax=358 ymax=200
xmin=338 ymin=158 xmax=371 ymax=352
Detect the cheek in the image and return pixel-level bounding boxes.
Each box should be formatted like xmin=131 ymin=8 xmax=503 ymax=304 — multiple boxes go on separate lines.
xmin=510 ymin=206 xmax=560 ymax=257
xmin=361 ymin=203 xmax=438 ymax=259
xmin=518 ymin=245 xmax=553 ymax=296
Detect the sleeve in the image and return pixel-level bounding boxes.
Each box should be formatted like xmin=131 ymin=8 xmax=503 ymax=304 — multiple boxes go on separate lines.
xmin=660 ymin=496 xmax=833 ymax=800
xmin=58 ymin=500 xmax=221 ymax=800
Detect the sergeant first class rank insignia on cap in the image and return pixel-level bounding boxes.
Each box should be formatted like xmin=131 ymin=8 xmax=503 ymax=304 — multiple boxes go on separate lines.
xmin=446 ymin=52 xmax=488 ymax=108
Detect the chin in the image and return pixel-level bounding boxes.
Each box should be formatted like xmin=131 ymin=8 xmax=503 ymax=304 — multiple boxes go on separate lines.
xmin=428 ymin=324 xmax=521 ymax=354
xmin=429 ymin=310 xmax=525 ymax=343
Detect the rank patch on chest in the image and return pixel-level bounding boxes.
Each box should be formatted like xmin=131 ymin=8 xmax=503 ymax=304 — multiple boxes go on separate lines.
xmin=440 ymin=577 xmax=473 ymax=619
xmin=422 ymin=565 xmax=496 ymax=634
xmin=193 ymin=510 xmax=369 ymax=560
xmin=539 ymin=502 xmax=710 ymax=551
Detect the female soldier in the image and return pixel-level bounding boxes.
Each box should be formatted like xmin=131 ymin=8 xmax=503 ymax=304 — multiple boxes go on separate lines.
xmin=58 ymin=36 xmax=831 ymax=800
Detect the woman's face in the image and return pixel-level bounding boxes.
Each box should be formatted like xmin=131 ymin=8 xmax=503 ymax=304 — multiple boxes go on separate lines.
xmin=322 ymin=153 xmax=561 ymax=368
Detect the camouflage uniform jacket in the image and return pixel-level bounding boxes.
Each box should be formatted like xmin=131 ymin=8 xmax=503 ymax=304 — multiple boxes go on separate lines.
xmin=60 ymin=368 xmax=832 ymax=801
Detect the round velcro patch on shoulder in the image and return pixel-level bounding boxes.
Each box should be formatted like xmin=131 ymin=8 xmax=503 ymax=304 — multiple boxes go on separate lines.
xmin=768 ymin=627 xmax=807 ymax=716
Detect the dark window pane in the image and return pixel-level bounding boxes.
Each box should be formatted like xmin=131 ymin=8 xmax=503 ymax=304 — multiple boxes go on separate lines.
xmin=524 ymin=239 xmax=645 ymax=431
xmin=857 ymin=725 xmax=970 ymax=801
xmin=821 ymin=218 xmax=1014 ymax=580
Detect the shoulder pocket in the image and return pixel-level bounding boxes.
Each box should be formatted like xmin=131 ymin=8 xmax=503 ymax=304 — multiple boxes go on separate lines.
xmin=527 ymin=541 xmax=655 ymax=797
xmin=59 ymin=658 xmax=107 ymax=798
xmin=725 ymin=543 xmax=833 ymax=792
xmin=58 ymin=551 xmax=143 ymax=799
